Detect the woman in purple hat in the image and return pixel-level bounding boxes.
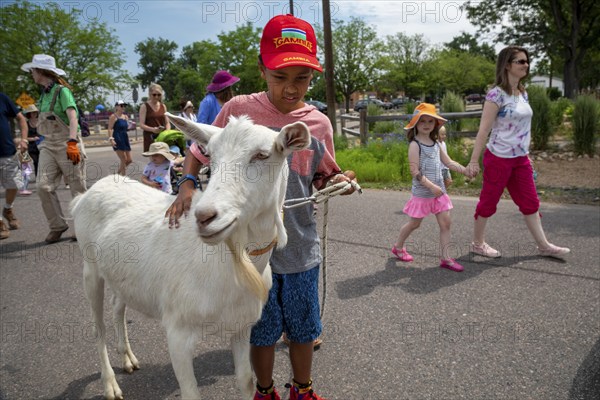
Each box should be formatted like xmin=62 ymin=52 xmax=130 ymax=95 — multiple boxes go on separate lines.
xmin=196 ymin=70 xmax=240 ymax=125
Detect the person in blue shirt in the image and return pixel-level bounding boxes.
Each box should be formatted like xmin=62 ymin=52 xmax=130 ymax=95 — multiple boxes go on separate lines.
xmin=0 ymin=92 xmax=28 ymax=239
xmin=196 ymin=70 xmax=240 ymax=125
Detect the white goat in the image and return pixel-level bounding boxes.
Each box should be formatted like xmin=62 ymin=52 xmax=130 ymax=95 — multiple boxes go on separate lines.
xmin=70 ymin=114 xmax=311 ymax=400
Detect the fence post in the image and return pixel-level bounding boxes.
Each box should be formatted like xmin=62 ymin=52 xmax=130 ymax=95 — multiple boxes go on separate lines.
xmin=359 ymin=109 xmax=367 ymax=145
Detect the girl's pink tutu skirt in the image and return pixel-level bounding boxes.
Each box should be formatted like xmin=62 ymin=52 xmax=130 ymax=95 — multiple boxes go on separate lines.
xmin=403 ymin=194 xmax=453 ymax=218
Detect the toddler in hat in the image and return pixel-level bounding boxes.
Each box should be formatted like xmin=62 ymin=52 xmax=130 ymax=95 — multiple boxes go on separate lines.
xmin=391 ymin=103 xmax=470 ymax=272
xmin=141 ymin=142 xmax=175 ymax=194
xmin=167 ymin=14 xmax=357 ymax=400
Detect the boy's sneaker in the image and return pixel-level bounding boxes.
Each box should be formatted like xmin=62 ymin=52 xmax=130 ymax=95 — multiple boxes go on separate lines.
xmin=253 ymin=388 xmax=281 ymax=400
xmin=470 ymin=242 xmax=500 ymax=258
xmin=391 ymin=245 xmax=414 ymax=262
xmin=2 ymin=207 xmax=19 ymax=229
xmin=288 ymin=384 xmax=327 ymax=400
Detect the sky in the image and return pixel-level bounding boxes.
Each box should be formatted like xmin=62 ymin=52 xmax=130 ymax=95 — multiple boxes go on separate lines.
xmin=34 ymin=0 xmax=489 ymax=101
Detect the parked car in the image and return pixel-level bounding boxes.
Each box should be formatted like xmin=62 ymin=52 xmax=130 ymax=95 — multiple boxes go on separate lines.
xmin=390 ymin=98 xmax=406 ymax=108
xmin=305 ymin=100 xmax=327 ymax=114
xmin=465 ymin=94 xmax=484 ymax=103
xmin=354 ymin=98 xmax=390 ymax=111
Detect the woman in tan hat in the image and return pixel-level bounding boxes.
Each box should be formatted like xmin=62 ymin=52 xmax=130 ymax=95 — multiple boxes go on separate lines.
xmin=21 ymin=54 xmax=87 ymax=244
xmin=391 ymin=103 xmax=470 ymax=272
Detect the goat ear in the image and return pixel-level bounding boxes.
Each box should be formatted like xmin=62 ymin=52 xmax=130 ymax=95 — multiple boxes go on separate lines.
xmin=276 ymin=121 xmax=311 ymax=153
xmin=165 ymin=112 xmax=221 ymax=145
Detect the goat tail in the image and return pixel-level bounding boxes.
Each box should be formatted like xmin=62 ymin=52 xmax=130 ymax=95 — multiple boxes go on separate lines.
xmin=225 ymin=238 xmax=268 ymax=303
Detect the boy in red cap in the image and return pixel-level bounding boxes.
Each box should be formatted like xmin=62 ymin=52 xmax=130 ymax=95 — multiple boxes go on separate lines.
xmin=167 ymin=14 xmax=356 ymax=400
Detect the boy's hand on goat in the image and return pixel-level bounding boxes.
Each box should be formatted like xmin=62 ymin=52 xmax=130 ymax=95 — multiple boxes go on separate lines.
xmin=165 ymin=185 xmax=194 ymax=229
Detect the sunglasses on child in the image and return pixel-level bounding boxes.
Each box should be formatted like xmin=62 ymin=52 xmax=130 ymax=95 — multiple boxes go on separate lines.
xmin=512 ymin=59 xmax=529 ymax=65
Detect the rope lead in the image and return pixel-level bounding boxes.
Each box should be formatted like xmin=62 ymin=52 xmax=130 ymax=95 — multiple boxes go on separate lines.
xmin=282 ymin=180 xmax=362 ymax=319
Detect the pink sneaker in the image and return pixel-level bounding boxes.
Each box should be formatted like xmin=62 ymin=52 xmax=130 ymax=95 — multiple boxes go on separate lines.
xmin=440 ymin=258 xmax=464 ymax=272
xmin=19 ymin=190 xmax=32 ymax=196
xmin=538 ymin=244 xmax=570 ymax=259
xmin=392 ymin=245 xmax=413 ymax=262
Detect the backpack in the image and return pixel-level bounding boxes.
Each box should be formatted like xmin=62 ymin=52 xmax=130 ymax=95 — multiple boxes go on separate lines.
xmin=50 ymin=85 xmax=90 ymax=137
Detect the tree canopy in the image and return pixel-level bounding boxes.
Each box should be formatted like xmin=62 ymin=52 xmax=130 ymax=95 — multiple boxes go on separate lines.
xmin=134 ymin=23 xmax=263 ymax=110
xmin=464 ymin=0 xmax=600 ymax=98
xmin=0 ymin=1 xmax=131 ymax=110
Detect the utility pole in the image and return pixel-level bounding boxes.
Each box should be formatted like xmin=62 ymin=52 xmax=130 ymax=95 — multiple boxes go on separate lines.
xmin=289 ymin=0 xmax=294 ymax=15
xmin=322 ymin=0 xmax=337 ymax=133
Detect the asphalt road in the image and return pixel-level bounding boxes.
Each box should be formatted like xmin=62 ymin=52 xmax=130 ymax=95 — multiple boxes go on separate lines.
xmin=1 ymin=142 xmax=599 ymax=399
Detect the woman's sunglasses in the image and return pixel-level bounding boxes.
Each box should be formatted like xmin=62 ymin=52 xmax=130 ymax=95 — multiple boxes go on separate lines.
xmin=512 ymin=59 xmax=529 ymax=65
xmin=152 ymin=93 xmax=162 ymax=97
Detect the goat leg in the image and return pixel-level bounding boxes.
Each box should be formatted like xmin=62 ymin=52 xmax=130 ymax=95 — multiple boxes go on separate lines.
xmin=84 ymin=263 xmax=124 ymax=400
xmin=112 ymin=297 xmax=140 ymax=373
xmin=166 ymin=326 xmax=201 ymax=399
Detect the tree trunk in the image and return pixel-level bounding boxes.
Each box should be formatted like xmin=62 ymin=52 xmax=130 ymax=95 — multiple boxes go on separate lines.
xmin=563 ymin=57 xmax=579 ymax=99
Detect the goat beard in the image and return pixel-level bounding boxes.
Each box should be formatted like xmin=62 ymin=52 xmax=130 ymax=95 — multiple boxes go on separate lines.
xmin=225 ymin=238 xmax=268 ymax=303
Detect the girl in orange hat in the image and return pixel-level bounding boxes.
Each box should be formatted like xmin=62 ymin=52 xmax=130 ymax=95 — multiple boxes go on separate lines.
xmin=391 ymin=103 xmax=470 ymax=272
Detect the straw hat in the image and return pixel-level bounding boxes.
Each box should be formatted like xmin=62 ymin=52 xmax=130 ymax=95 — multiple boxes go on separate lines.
xmin=142 ymin=142 xmax=175 ymax=160
xmin=23 ymin=104 xmax=39 ymax=115
xmin=404 ymin=103 xmax=447 ymax=130
xmin=21 ymin=54 xmax=66 ymax=76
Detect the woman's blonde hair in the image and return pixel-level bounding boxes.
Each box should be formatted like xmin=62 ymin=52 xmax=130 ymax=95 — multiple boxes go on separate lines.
xmin=495 ymin=45 xmax=530 ymax=95
xmin=149 ymin=83 xmax=164 ymax=96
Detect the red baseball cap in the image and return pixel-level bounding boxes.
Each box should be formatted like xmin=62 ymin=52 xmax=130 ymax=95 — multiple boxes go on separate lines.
xmin=260 ymin=14 xmax=322 ymax=72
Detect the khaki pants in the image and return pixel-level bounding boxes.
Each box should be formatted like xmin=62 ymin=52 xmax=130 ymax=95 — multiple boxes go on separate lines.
xmin=37 ymin=111 xmax=87 ymax=231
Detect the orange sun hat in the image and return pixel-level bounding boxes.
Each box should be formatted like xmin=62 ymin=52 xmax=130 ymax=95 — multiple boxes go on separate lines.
xmin=404 ymin=103 xmax=447 ymax=130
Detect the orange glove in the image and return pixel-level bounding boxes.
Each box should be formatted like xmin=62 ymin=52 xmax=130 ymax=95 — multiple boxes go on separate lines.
xmin=66 ymin=140 xmax=81 ymax=165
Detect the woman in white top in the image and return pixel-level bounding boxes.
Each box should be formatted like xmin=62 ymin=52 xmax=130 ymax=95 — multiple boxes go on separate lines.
xmin=468 ymin=45 xmax=569 ymax=259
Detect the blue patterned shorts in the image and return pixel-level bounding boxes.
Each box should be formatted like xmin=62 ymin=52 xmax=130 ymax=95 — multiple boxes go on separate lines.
xmin=250 ymin=266 xmax=322 ymax=346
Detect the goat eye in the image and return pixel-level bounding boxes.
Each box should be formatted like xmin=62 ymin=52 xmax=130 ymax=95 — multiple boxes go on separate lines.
xmin=253 ymin=152 xmax=270 ymax=161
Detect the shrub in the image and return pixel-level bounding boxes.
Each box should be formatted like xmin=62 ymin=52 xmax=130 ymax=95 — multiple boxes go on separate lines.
xmin=528 ymin=85 xmax=552 ymax=150
xmin=549 ymin=97 xmax=572 ymax=130
xmin=441 ymin=91 xmax=465 ymax=134
xmin=333 ymin=133 xmax=349 ymax=151
xmin=405 ymin=101 xmax=417 ymax=115
xmin=367 ymin=103 xmax=383 ymax=132
xmin=546 ymin=87 xmax=562 ymax=101
xmin=371 ymin=120 xmax=402 ymax=140
xmin=572 ymin=95 xmax=600 ymax=155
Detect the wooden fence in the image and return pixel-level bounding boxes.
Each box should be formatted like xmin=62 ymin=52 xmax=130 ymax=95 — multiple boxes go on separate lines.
xmin=340 ymin=109 xmax=483 ymax=145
